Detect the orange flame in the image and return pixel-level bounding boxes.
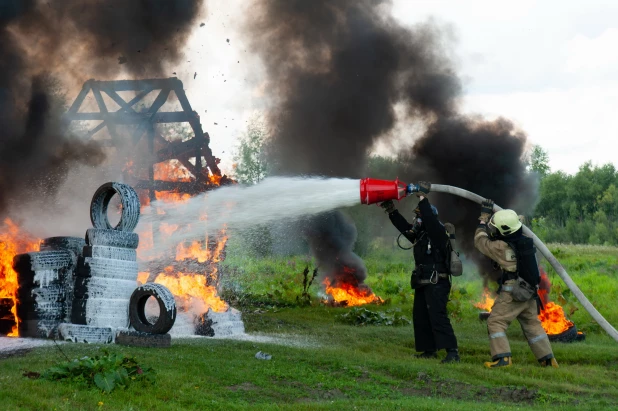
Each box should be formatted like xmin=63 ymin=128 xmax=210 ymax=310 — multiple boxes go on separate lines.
xmin=474 ymin=288 xmax=495 ymax=311
xmin=0 ymin=219 xmax=40 ymax=336
xmin=137 ymin=272 xmax=150 ymax=285
xmin=154 ymin=160 xmax=193 ymax=182
xmin=128 ymin=153 xmax=228 ymax=319
xmin=123 ymin=160 xmax=136 ymax=175
xmin=207 ymin=172 xmax=222 ymax=186
xmin=539 ymin=302 xmax=573 ymax=335
xmin=153 ymin=268 xmax=228 ymax=313
xmin=155 ymin=191 xmax=192 ymax=203
xmin=474 ymin=269 xmax=574 ymax=335
xmin=323 ymin=277 xmax=383 ymax=307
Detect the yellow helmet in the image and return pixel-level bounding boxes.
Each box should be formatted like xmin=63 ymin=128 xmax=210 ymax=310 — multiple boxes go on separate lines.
xmin=489 ymin=209 xmax=522 ymax=236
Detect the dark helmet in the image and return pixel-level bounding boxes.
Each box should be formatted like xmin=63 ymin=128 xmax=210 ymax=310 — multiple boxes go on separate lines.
xmin=414 ymin=204 xmax=439 ymax=217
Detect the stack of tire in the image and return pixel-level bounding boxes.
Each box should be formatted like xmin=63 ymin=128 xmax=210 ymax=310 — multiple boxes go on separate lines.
xmin=13 ymin=250 xmax=74 ymax=338
xmin=71 ymin=182 xmax=141 ymax=329
xmin=39 ymin=236 xmax=86 ymax=323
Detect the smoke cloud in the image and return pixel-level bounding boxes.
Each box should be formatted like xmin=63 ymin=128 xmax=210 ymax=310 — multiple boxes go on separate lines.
xmin=0 ymin=0 xmax=204 ymax=222
xmin=246 ymin=0 xmax=536 ymax=283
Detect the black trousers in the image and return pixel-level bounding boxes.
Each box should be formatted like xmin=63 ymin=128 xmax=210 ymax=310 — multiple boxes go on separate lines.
xmin=413 ymin=278 xmax=458 ymax=352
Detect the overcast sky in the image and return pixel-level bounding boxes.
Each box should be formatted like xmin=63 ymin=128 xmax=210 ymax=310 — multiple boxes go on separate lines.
xmin=174 ymin=0 xmax=618 ymax=176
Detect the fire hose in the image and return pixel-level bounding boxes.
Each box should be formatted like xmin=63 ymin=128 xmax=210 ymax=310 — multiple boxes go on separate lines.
xmin=434 ymin=184 xmax=618 ymax=343
xmin=360 ymin=178 xmax=618 ymax=343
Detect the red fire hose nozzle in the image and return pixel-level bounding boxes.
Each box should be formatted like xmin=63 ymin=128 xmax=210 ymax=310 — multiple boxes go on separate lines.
xmin=360 ymin=178 xmax=415 ymax=205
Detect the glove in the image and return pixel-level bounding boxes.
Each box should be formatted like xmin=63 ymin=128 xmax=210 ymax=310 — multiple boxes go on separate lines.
xmin=415 ymin=181 xmax=431 ymax=198
xmin=479 ymin=199 xmax=494 ymax=223
xmin=380 ymin=200 xmax=395 ymax=214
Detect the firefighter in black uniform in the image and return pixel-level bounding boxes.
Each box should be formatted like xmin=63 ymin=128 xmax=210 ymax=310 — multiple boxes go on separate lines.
xmin=381 ymin=181 xmax=460 ymax=363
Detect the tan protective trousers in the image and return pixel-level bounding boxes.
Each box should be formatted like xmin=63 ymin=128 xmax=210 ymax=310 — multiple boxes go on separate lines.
xmin=487 ymin=285 xmax=553 ymax=361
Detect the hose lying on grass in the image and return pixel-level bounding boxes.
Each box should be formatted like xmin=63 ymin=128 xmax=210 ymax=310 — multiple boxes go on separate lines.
xmin=431 ymin=184 xmax=618 ymax=343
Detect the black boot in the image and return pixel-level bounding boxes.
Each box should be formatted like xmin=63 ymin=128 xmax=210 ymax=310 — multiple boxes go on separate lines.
xmin=441 ymin=348 xmax=460 ymax=363
xmin=415 ymin=351 xmax=437 ymax=359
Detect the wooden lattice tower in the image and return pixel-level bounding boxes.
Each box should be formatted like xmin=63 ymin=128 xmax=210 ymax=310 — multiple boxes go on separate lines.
xmin=63 ymin=77 xmax=232 ymax=202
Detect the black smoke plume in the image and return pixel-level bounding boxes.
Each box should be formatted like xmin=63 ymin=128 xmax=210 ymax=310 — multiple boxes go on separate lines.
xmin=0 ymin=0 xmax=204 ymax=217
xmin=247 ymin=0 xmax=536 ymax=284
xmin=301 ymin=212 xmax=370 ymax=295
xmin=399 ymin=117 xmax=536 ymax=282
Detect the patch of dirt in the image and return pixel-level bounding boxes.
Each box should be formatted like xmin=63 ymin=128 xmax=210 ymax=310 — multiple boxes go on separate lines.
xmin=22 ymin=371 xmax=40 ymax=379
xmin=0 ymin=348 xmax=32 ymax=360
xmin=399 ymin=372 xmax=538 ymax=405
xmin=227 ymin=382 xmax=257 ymax=392
xmin=308 ymin=387 xmax=346 ymax=400
xmin=273 ymin=379 xmax=348 ymax=402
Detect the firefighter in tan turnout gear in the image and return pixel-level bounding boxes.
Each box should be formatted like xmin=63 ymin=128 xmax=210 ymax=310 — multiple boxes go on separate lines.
xmin=474 ymin=199 xmax=558 ymax=368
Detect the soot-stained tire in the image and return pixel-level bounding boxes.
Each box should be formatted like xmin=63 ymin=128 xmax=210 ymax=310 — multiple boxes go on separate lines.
xmin=82 ymin=245 xmax=137 ymax=261
xmin=76 ymin=257 xmax=139 ymax=281
xmin=71 ymin=297 xmax=87 ymax=325
xmin=17 ymin=284 xmax=66 ymax=303
xmin=17 ymin=301 xmax=65 ymax=320
xmin=90 ymin=182 xmax=141 ymax=232
xmin=85 ymin=229 xmax=139 ymax=249
xmin=548 ymin=324 xmax=578 ymax=343
xmin=13 ymin=251 xmax=73 ymax=286
xmin=19 ymin=319 xmax=61 ymax=338
xmin=71 ymin=297 xmax=129 ymax=327
xmin=129 ymin=283 xmax=177 ymax=334
xmin=73 ymin=277 xmax=138 ymax=301
xmin=40 ymin=237 xmax=86 ymax=257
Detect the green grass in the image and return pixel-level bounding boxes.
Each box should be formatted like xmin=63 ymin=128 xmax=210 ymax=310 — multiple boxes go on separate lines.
xmin=1 ymin=241 xmax=618 ymax=410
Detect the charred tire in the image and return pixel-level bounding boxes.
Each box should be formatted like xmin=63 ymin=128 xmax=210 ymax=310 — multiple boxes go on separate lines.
xmin=13 ymin=251 xmax=73 ymax=286
xmin=17 ymin=301 xmax=65 ymax=320
xmin=19 ymin=319 xmax=61 ymax=338
xmin=548 ymin=324 xmax=578 ymax=343
xmin=0 ymin=298 xmax=12 ymax=317
xmin=72 ymin=297 xmax=129 ymax=326
xmin=82 ymin=246 xmax=137 ymax=261
xmin=40 ymin=236 xmax=86 ymax=256
xmin=129 ymin=283 xmax=176 ymax=334
xmin=85 ymin=229 xmax=139 ymax=249
xmin=76 ymin=257 xmax=138 ymax=281
xmin=90 ymin=182 xmax=141 ymax=232
xmin=17 ymin=285 xmax=66 ymax=303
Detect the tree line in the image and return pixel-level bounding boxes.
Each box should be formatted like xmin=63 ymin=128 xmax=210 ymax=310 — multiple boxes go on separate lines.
xmin=529 ymin=149 xmax=618 ymax=245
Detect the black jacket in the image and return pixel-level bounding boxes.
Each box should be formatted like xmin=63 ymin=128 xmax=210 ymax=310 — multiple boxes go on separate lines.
xmin=388 ymin=198 xmax=449 ymax=274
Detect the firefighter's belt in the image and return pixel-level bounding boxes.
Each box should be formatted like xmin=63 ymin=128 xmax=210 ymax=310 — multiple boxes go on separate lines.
xmin=502 ymin=271 xmax=518 ymax=282
xmin=417 ymin=264 xmax=448 ymax=273
xmin=417 ymin=273 xmax=450 ymax=284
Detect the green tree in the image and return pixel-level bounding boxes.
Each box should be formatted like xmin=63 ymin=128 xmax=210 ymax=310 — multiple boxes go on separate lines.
xmin=233 ymin=117 xmax=269 ymax=185
xmin=527 ymin=144 xmax=550 ymax=176
xmin=598 ymin=184 xmax=618 ymax=219
xmin=535 ymin=171 xmax=570 ymax=225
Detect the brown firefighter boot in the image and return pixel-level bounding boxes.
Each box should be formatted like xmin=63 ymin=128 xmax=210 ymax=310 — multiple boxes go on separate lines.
xmin=539 ymin=355 xmax=559 ymax=368
xmin=484 ymin=356 xmax=512 ymax=368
